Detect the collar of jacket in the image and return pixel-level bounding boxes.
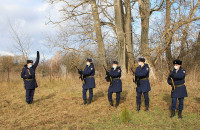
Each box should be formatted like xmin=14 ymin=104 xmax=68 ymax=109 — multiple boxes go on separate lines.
xmin=140 ymin=64 xmax=148 ymax=69
xmin=24 ymin=64 xmax=28 ymax=69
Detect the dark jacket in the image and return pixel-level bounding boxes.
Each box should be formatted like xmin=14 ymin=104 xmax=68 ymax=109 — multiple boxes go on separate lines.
xmin=135 ymin=64 xmax=151 ymax=93
xmin=21 ymin=56 xmax=40 ymax=90
xmin=82 ymin=63 xmax=95 ymax=89
xmin=108 ymin=67 xmax=122 ymax=93
xmin=167 ymin=68 xmax=188 ymax=98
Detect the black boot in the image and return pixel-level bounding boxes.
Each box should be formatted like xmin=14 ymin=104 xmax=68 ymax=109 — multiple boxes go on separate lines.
xmin=109 ymin=101 xmax=113 ymax=106
xmin=145 ymin=104 xmax=149 ymax=111
xmin=178 ymin=110 xmax=182 ymax=119
xmin=170 ymin=110 xmax=175 ymax=118
xmin=83 ymin=100 xmax=87 ymax=105
xmin=27 ymin=101 xmax=30 ymax=104
xmin=115 ymin=101 xmax=119 ymax=108
xmin=137 ymin=105 xmax=140 ymax=111
xmin=88 ymin=100 xmax=92 ymax=104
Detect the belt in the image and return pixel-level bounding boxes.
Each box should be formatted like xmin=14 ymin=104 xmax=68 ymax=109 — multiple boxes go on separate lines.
xmin=140 ymin=77 xmax=149 ymax=80
xmin=112 ymin=78 xmax=120 ymax=80
xmin=86 ymin=76 xmax=94 ymax=78
xmin=25 ymin=79 xmax=34 ymax=81
xmin=175 ymin=84 xmax=185 ymax=87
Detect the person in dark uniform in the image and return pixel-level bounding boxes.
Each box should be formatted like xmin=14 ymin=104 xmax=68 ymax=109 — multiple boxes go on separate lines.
xmin=134 ymin=57 xmax=151 ymax=111
xmin=79 ymin=58 xmax=95 ymax=105
xmin=167 ymin=59 xmax=188 ymax=118
xmin=108 ymin=61 xmax=122 ymax=108
xmin=21 ymin=51 xmax=40 ymax=104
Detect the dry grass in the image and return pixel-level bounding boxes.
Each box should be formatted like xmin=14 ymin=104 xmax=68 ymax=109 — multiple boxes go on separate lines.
xmin=0 ymin=74 xmax=199 ymax=129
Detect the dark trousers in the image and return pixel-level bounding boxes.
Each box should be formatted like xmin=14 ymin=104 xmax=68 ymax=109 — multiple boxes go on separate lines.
xmin=171 ymin=97 xmax=184 ymax=110
xmin=136 ymin=92 xmax=149 ymax=105
xmin=82 ymin=88 xmax=93 ymax=100
xmin=26 ymin=89 xmax=35 ymax=102
xmin=108 ymin=92 xmax=120 ymax=102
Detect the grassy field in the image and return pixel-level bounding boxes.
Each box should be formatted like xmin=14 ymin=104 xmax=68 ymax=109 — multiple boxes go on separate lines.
xmin=0 ymin=74 xmax=199 ymax=129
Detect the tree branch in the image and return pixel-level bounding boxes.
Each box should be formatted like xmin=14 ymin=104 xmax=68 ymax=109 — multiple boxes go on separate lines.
xmin=150 ymin=0 xmax=164 ymax=15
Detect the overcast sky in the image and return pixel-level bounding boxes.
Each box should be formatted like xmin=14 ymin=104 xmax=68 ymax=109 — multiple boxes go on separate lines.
xmin=0 ymin=0 xmax=61 ymax=59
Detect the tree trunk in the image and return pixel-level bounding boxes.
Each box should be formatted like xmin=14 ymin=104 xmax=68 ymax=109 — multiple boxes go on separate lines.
xmin=90 ymin=0 xmax=107 ymax=68
xmin=138 ymin=0 xmax=157 ymax=80
xmin=114 ymin=0 xmax=127 ymax=74
xmin=125 ymin=0 xmax=134 ymax=73
xmin=138 ymin=0 xmax=150 ymax=57
xmin=165 ymin=0 xmax=173 ymax=66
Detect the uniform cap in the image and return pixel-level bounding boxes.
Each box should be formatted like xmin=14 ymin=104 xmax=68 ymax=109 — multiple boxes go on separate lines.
xmin=27 ymin=60 xmax=33 ymax=64
xmin=86 ymin=58 xmax=92 ymax=62
xmin=138 ymin=57 xmax=145 ymax=62
xmin=173 ymin=59 xmax=182 ymax=65
xmin=113 ymin=61 xmax=118 ymax=64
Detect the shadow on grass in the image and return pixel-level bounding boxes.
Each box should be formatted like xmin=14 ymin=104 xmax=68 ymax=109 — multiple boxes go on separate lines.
xmin=93 ymin=90 xmax=105 ymax=101
xmin=194 ymin=97 xmax=200 ymax=104
xmin=163 ymin=93 xmax=171 ymax=110
xmin=34 ymin=93 xmax=56 ymax=103
xmin=120 ymin=90 xmax=128 ymax=103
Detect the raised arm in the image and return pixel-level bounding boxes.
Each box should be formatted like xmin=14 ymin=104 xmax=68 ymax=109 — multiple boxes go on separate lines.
xmin=33 ymin=51 xmax=40 ymax=69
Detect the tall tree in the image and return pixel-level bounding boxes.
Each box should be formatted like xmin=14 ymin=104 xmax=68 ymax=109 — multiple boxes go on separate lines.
xmin=138 ymin=0 xmax=150 ymax=57
xmin=125 ymin=0 xmax=134 ymax=72
xmin=89 ymin=0 xmax=107 ymax=67
xmin=138 ymin=0 xmax=164 ymax=57
xmin=114 ymin=0 xmax=127 ymax=73
xmin=48 ymin=0 xmax=107 ymax=67
xmin=138 ymin=0 xmax=164 ymax=79
xmin=165 ymin=0 xmax=173 ymax=65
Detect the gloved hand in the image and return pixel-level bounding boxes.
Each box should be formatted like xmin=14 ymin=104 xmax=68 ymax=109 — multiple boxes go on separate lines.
xmin=37 ymin=51 xmax=40 ymax=57
xmin=169 ymin=71 xmax=174 ymax=78
xmin=78 ymin=70 xmax=82 ymax=74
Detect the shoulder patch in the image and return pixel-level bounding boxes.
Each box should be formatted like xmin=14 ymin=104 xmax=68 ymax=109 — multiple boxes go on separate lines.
xmin=183 ymin=70 xmax=185 ymax=73
xmin=118 ymin=69 xmax=120 ymax=72
xmin=91 ymin=68 xmax=93 ymax=70
xmin=146 ymin=68 xmax=149 ymax=71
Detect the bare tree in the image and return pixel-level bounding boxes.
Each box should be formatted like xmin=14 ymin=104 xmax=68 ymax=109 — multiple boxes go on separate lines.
xmin=114 ymin=0 xmax=127 ymax=74
xmin=125 ymin=0 xmax=134 ymax=72
xmin=9 ymin=22 xmax=32 ymax=60
xmin=48 ymin=0 xmax=107 ymax=67
xmin=89 ymin=0 xmax=107 ymax=67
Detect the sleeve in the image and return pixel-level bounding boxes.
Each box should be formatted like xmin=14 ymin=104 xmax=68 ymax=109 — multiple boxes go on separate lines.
xmin=33 ymin=53 xmax=40 ymax=70
xmin=21 ymin=68 xmax=29 ymax=79
xmin=82 ymin=66 xmax=94 ymax=76
xmin=167 ymin=76 xmax=172 ymax=85
xmin=173 ymin=70 xmax=186 ymax=80
xmin=109 ymin=68 xmax=121 ymax=77
xmin=135 ymin=67 xmax=149 ymax=77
